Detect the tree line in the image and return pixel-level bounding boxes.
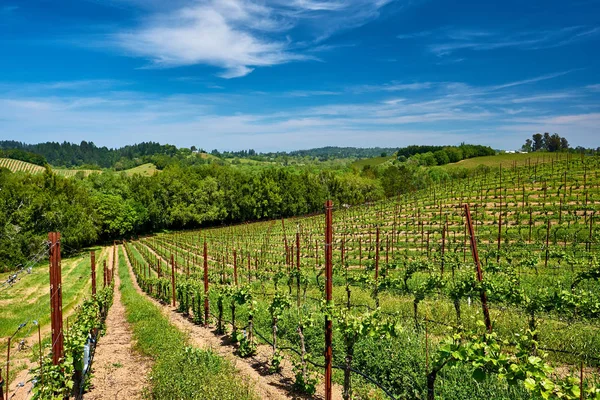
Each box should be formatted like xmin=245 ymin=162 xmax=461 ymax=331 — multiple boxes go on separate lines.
xmin=0 ymin=158 xmax=481 ymax=271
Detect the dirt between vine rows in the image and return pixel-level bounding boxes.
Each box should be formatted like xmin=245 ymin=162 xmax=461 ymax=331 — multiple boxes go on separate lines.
xmin=124 ymin=244 xmax=343 ymax=400
xmin=86 ymin=247 xmax=151 ymax=400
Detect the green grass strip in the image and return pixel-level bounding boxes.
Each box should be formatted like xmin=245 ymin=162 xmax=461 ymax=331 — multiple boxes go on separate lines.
xmin=117 ymin=247 xmax=258 ymax=400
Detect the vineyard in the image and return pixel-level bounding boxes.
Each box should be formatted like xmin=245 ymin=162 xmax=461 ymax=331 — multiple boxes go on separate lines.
xmin=120 ymin=153 xmax=600 ymax=399
xmin=0 ymin=157 xmax=151 ymax=177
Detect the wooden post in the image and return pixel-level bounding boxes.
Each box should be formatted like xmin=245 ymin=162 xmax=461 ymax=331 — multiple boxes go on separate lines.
xmin=91 ymin=251 xmax=96 ymax=296
xmin=203 ymin=241 xmax=209 ymax=327
xmin=463 ymin=206 xmax=492 ymax=333
xmin=103 ymin=260 xmax=107 ymax=288
xmin=49 ymin=232 xmax=64 ymax=365
xmin=324 ymin=200 xmax=333 ymax=400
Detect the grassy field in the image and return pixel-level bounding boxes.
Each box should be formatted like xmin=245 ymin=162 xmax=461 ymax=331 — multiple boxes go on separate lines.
xmin=0 ymin=247 xmax=109 ymax=367
xmin=444 ymin=151 xmax=568 ymax=169
xmin=351 ymin=155 xmax=395 ymax=169
xmin=123 ymin=162 xmax=159 ymax=176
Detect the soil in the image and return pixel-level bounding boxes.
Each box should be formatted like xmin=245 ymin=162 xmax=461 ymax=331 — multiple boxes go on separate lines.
xmin=121 ymin=244 xmax=344 ymax=400
xmin=85 ymin=246 xmax=151 ymax=400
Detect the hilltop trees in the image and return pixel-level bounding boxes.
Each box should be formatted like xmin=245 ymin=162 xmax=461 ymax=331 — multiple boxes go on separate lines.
xmin=523 ymin=133 xmax=569 ymax=152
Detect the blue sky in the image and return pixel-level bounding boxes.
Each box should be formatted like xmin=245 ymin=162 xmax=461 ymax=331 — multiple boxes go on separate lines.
xmin=0 ymin=0 xmax=599 ymax=151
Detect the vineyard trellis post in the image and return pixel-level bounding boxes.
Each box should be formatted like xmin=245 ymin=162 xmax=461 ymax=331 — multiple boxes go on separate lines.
xmin=49 ymin=231 xmax=64 ymax=365
xmin=0 ymin=362 xmax=3 ymax=400
xmin=375 ymin=226 xmax=380 ymax=308
xmin=171 ymin=254 xmax=176 ymax=307
xmin=103 ymin=260 xmax=107 ymax=288
xmin=463 ymin=205 xmax=492 ymax=333
xmin=5 ymin=337 xmax=10 ymax=400
xmin=91 ymin=250 xmax=96 ymax=296
xmin=324 ymin=200 xmax=333 ymax=400
xmin=296 ymin=232 xmax=301 ymax=307
xmin=203 ymin=241 xmax=209 ymax=327
xmin=233 ymin=249 xmax=238 ymax=286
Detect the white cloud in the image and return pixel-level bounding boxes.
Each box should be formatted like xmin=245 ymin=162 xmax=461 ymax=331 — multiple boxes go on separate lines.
xmin=113 ymin=0 xmax=395 ymax=77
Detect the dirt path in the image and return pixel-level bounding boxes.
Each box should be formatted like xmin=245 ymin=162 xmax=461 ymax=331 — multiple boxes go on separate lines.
xmin=85 ymin=246 xmax=151 ymax=400
xmin=122 ymin=244 xmax=343 ymax=400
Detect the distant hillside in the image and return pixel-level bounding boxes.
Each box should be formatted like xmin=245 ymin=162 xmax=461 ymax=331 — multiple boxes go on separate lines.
xmin=0 ymin=158 xmax=158 ymax=177
xmin=286 ymin=146 xmax=398 ymax=160
xmin=0 ymin=140 xmax=178 ymax=169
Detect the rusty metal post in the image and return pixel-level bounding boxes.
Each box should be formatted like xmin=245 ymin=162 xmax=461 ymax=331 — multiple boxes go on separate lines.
xmin=233 ymin=250 xmax=238 ymax=286
xmin=580 ymin=360 xmax=584 ymax=400
xmin=203 ymin=241 xmax=209 ymax=327
xmin=545 ymin=219 xmax=551 ymax=269
xmin=282 ymin=218 xmax=289 ymax=266
xmin=49 ymin=232 xmax=64 ymax=365
xmin=296 ymin=232 xmax=301 ymax=307
xmin=38 ymin=322 xmax=43 ymax=391
xmin=324 ymin=200 xmax=333 ymax=400
xmin=441 ymin=222 xmax=446 ymax=276
xmin=247 ymin=252 xmax=251 ymax=283
xmin=171 ymin=254 xmax=176 ymax=307
xmin=497 ymin=165 xmax=502 ymax=262
xmin=463 ymin=205 xmax=492 ymax=333
xmin=91 ymin=251 xmax=96 ymax=296
xmin=0 ymin=364 xmax=3 ymax=400
xmin=5 ymin=337 xmax=10 ymax=400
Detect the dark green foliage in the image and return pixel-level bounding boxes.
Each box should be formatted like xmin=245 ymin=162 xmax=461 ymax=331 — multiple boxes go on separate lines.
xmin=0 ymin=140 xmax=178 ymax=169
xmin=0 ymin=148 xmax=47 ymax=166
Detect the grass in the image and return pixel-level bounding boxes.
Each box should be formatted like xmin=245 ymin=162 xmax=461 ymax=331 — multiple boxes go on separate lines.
xmin=444 ymin=151 xmax=567 ymax=169
xmin=122 ymin=163 xmax=159 ymax=176
xmin=0 ymin=246 xmax=108 ymax=388
xmin=117 ymin=246 xmax=258 ymax=400
xmin=351 ymin=155 xmax=395 ymax=169
xmin=0 ymin=247 xmax=106 ymax=340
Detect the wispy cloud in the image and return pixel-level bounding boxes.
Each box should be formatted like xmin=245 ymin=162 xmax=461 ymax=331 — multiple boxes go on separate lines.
xmin=2 ymin=72 xmax=598 ymax=151
xmin=398 ymin=26 xmax=600 ymax=56
xmin=284 ymin=90 xmax=342 ymax=97
xmin=113 ymin=0 xmax=395 ymax=78
xmin=489 ymin=70 xmax=576 ymax=90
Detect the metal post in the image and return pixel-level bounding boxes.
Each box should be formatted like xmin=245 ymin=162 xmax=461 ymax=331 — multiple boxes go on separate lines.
xmin=463 ymin=205 xmax=492 ymax=333
xmin=171 ymin=254 xmax=176 ymax=307
xmin=49 ymin=232 xmax=64 ymax=365
xmin=5 ymin=337 xmax=10 ymax=400
xmin=91 ymin=251 xmax=96 ymax=296
xmin=233 ymin=250 xmax=238 ymax=286
xmin=324 ymin=200 xmax=333 ymax=400
xmin=296 ymin=232 xmax=301 ymax=307
xmin=204 ymin=241 xmax=209 ymax=327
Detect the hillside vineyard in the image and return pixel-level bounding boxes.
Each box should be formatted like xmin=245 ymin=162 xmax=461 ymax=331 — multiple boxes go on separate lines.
xmin=122 ymin=154 xmax=600 ymax=399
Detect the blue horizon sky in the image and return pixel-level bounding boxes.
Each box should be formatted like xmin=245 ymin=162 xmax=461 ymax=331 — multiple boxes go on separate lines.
xmin=1 ymin=0 xmax=599 ymax=151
